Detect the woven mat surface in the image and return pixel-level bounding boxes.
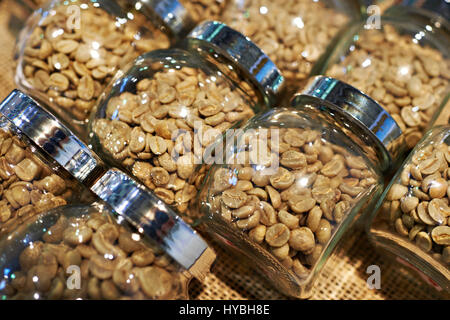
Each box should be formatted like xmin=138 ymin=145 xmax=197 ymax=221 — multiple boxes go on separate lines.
xmin=0 ymin=0 xmax=448 ymax=300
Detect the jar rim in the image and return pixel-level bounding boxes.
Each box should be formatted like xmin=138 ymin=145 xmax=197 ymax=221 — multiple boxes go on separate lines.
xmin=186 ymin=21 xmax=285 ymax=106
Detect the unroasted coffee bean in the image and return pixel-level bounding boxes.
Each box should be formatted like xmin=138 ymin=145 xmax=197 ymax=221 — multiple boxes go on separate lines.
xmin=222 ymin=189 xmax=248 ymax=209
xmin=289 ymin=227 xmax=315 ymax=252
xmin=265 ymin=223 xmax=290 ymax=247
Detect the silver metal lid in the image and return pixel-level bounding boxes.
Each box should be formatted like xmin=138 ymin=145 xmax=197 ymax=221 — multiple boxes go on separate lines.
xmin=0 ymin=90 xmax=105 ymax=185
xmin=187 ymin=21 xmax=285 ymax=105
xmin=137 ymin=0 xmax=195 ymax=40
xmin=90 ymin=169 xmax=216 ymax=280
xmin=295 ymin=76 xmax=404 ymax=171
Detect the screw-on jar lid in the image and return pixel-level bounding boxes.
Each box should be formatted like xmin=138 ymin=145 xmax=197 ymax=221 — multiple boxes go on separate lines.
xmin=137 ymin=0 xmax=196 ymax=40
xmin=294 ymin=76 xmax=404 ymax=171
xmin=91 ymin=168 xmax=216 ymax=280
xmin=187 ymin=21 xmax=285 ymax=106
xmin=0 ymin=90 xmax=106 ymax=185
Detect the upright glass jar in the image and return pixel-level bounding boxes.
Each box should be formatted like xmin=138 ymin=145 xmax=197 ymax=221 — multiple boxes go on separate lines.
xmin=14 ymin=0 xmax=184 ymax=139
xmin=367 ymin=125 xmax=450 ymax=293
xmin=196 ymin=76 xmax=404 ymax=298
xmin=0 ymin=90 xmax=97 ymax=236
xmin=312 ymin=5 xmax=450 ymax=149
xmin=0 ymin=90 xmax=216 ymax=299
xmin=88 ymin=21 xmax=284 ymax=223
xmin=219 ymin=0 xmax=361 ymax=95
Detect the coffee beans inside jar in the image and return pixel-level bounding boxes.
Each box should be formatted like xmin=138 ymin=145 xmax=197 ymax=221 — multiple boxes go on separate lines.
xmin=16 ymin=0 xmax=170 ymax=124
xmin=91 ymin=59 xmax=254 ymax=220
xmin=0 ymin=124 xmax=80 ymax=236
xmin=221 ymin=0 xmax=350 ymax=92
xmin=202 ymin=126 xmax=378 ymax=280
xmin=179 ymin=0 xmax=228 ymax=22
xmin=325 ymin=24 xmax=450 ymax=149
xmin=0 ymin=207 xmax=187 ymax=300
xmin=373 ymin=137 xmax=450 ymax=267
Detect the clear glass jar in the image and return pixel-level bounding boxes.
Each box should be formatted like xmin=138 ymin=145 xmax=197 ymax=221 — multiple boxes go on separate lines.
xmin=196 ymin=76 xmax=404 ymax=298
xmin=14 ymin=0 xmax=173 ymax=138
xmin=0 ymin=203 xmax=190 ymax=300
xmin=367 ymin=125 xmax=450 ymax=293
xmin=219 ymin=0 xmax=361 ymax=96
xmin=0 ymin=90 xmax=216 ymax=299
xmin=313 ymin=5 xmax=450 ymax=149
xmin=88 ymin=21 xmax=284 ymax=223
xmin=0 ymin=90 xmax=96 ymax=237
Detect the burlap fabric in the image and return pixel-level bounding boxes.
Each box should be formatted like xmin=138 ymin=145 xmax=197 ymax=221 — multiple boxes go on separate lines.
xmin=0 ymin=0 xmax=448 ymax=300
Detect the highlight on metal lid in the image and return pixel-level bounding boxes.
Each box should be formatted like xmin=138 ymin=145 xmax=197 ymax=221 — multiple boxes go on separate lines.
xmin=136 ymin=0 xmax=196 ymax=40
xmin=90 ymin=168 xmax=216 ymax=280
xmin=0 ymin=89 xmax=106 ymax=185
xmin=187 ymin=20 xmax=285 ymax=105
xmin=295 ymin=76 xmax=404 ymax=170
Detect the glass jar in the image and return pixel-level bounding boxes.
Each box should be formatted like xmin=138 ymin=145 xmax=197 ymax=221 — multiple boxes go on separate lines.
xmin=14 ymin=0 xmax=176 ymax=139
xmin=0 ymin=203 xmax=190 ymax=300
xmin=219 ymin=0 xmax=361 ymax=96
xmin=88 ymin=21 xmax=284 ymax=223
xmin=0 ymin=90 xmax=97 ymax=237
xmin=312 ymin=5 xmax=450 ymax=149
xmin=0 ymin=90 xmax=216 ymax=299
xmin=196 ymin=76 xmax=404 ymax=298
xmin=367 ymin=125 xmax=450 ymax=293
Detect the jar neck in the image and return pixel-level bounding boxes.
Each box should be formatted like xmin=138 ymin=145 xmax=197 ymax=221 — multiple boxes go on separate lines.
xmin=181 ymin=38 xmax=284 ymax=111
xmin=290 ymin=95 xmax=400 ymax=173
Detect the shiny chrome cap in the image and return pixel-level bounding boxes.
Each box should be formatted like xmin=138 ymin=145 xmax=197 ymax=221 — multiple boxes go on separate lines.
xmin=138 ymin=0 xmax=195 ymax=40
xmin=295 ymin=76 xmax=404 ymax=171
xmin=91 ymin=169 xmax=216 ymax=280
xmin=187 ymin=21 xmax=285 ymax=105
xmin=0 ymin=90 xmax=105 ymax=185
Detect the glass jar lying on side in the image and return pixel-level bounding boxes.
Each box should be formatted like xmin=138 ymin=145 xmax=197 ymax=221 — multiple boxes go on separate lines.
xmin=313 ymin=5 xmax=450 ymax=149
xmin=0 ymin=203 xmax=189 ymax=300
xmin=196 ymin=76 xmax=404 ymax=298
xmin=14 ymin=0 xmax=177 ymax=138
xmin=220 ymin=0 xmax=361 ymax=95
xmin=0 ymin=91 xmax=95 ymax=236
xmin=367 ymin=125 xmax=450 ymax=293
xmin=88 ymin=21 xmax=284 ymax=223
xmin=0 ymin=89 xmax=216 ymax=299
